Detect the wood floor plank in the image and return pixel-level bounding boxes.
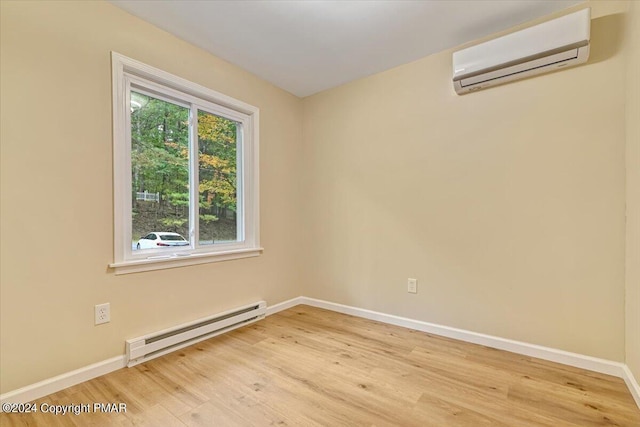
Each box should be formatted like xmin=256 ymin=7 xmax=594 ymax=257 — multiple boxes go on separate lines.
xmin=1 ymin=304 xmax=638 ymax=426
xmin=411 ymin=392 xmax=511 ymax=427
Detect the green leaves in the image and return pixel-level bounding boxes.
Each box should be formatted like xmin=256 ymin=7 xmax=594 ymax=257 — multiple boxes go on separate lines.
xmin=131 ymin=92 xmax=189 ymax=201
xmin=160 ymin=218 xmax=188 ymax=230
xmin=199 ymin=214 xmax=219 ymax=223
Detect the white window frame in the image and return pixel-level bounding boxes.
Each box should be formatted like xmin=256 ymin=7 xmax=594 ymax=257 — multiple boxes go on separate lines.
xmin=109 ymin=52 xmax=261 ymax=274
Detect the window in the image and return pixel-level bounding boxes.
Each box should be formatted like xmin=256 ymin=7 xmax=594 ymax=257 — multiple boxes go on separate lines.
xmin=110 ymin=53 xmax=261 ymax=274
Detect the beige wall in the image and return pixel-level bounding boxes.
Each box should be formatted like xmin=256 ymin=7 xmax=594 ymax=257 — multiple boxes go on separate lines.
xmin=301 ymin=1 xmax=629 ymax=361
xmin=625 ymin=0 xmax=640 ymax=380
xmin=0 ymin=1 xmax=303 ymax=393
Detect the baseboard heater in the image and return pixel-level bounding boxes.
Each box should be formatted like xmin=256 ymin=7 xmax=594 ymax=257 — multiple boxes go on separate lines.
xmin=125 ymin=300 xmax=266 ymax=367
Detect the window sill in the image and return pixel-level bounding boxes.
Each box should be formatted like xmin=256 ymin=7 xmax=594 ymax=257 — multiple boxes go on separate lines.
xmin=109 ymin=247 xmax=263 ymax=275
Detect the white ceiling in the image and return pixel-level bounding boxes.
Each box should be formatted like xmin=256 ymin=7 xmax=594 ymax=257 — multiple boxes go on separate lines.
xmin=110 ymin=0 xmax=585 ymax=97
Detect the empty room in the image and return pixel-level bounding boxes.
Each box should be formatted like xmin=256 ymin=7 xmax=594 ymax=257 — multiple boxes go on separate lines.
xmin=1 ymin=0 xmax=639 ymax=425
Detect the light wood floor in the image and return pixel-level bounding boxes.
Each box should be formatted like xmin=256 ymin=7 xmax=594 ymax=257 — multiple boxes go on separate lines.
xmin=2 ymin=305 xmax=639 ymax=426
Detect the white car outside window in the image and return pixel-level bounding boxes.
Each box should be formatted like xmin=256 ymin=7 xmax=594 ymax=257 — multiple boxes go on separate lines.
xmin=136 ymin=232 xmax=189 ymax=250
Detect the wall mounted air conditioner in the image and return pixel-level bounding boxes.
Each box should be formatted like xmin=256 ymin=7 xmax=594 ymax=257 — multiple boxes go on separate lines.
xmin=452 ymin=8 xmax=590 ymax=95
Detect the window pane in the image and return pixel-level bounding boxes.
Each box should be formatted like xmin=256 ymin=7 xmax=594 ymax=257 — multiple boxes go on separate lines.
xmin=131 ymin=91 xmax=190 ymax=251
xmin=197 ymin=110 xmax=239 ymax=245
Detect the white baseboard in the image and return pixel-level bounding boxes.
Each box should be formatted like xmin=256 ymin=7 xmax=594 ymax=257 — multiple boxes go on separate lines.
xmin=2 ymin=296 xmax=639 ymax=410
xmin=266 ymin=296 xmax=305 ymax=316
xmin=0 ymin=356 xmax=126 ymax=406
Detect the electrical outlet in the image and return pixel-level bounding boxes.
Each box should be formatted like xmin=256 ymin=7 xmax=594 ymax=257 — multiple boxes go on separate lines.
xmin=408 ymin=278 xmax=417 ymax=294
xmin=95 ymin=303 xmax=110 ymax=325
